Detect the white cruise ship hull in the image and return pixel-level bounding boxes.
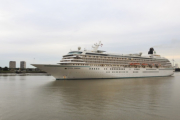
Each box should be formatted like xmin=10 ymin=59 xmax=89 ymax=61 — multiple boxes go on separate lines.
xmin=32 ymin=64 xmax=174 ymax=80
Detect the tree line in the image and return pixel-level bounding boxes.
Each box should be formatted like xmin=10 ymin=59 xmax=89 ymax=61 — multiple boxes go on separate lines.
xmin=0 ymin=67 xmax=9 ymax=71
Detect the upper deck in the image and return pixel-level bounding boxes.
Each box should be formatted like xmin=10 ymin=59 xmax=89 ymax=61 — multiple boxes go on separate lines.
xmin=59 ymin=42 xmax=172 ymax=68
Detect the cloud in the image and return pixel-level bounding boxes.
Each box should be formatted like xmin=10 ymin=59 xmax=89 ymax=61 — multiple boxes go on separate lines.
xmin=0 ymin=0 xmax=180 ymax=67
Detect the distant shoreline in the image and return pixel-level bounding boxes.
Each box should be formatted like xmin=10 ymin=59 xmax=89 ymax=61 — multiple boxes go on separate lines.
xmin=0 ymin=71 xmax=46 ymax=73
xmin=0 ymin=73 xmax=51 ymax=76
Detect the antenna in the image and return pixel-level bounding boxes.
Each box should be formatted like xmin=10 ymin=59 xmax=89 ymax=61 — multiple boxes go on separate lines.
xmin=33 ymin=58 xmax=35 ymax=63
xmin=172 ymin=59 xmax=174 ymax=67
xmin=91 ymin=41 xmax=103 ymax=51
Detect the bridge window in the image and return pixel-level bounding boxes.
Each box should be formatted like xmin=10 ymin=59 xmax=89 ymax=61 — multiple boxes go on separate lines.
xmin=68 ymin=52 xmax=82 ymax=55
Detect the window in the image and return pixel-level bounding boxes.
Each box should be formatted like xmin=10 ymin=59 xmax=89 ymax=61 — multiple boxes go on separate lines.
xmin=68 ymin=52 xmax=82 ymax=55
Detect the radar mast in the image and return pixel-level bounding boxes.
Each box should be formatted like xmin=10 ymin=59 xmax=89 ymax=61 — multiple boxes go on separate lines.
xmin=92 ymin=41 xmax=103 ymax=52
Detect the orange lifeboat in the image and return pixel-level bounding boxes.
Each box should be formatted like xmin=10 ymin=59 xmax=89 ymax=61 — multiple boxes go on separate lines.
xmin=129 ymin=63 xmax=134 ymax=65
xmin=141 ymin=63 xmax=148 ymax=66
xmin=130 ymin=63 xmax=141 ymax=66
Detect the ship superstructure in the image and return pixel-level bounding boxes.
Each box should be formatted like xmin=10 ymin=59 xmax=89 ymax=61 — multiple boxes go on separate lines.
xmin=32 ymin=42 xmax=174 ymax=80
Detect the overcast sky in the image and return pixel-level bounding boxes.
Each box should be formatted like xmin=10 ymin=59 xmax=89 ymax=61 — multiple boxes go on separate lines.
xmin=0 ymin=0 xmax=180 ymax=68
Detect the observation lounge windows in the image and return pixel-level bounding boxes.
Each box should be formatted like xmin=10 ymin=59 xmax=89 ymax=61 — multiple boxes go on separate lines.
xmin=68 ymin=52 xmax=82 ymax=55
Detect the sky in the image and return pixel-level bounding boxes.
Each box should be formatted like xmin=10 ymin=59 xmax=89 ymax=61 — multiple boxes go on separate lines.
xmin=0 ymin=0 xmax=180 ymax=68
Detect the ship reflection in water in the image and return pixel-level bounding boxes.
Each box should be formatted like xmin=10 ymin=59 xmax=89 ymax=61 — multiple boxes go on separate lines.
xmin=0 ymin=73 xmax=180 ymax=120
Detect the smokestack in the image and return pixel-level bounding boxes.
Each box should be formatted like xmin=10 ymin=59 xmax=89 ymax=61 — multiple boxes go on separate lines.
xmin=148 ymin=48 xmax=154 ymax=54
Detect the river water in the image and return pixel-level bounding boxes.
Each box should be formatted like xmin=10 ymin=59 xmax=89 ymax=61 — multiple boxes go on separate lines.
xmin=0 ymin=73 xmax=180 ymax=120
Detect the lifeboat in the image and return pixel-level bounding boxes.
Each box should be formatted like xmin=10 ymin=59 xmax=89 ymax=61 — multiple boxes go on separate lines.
xmin=141 ymin=63 xmax=148 ymax=68
xmin=141 ymin=63 xmax=148 ymax=66
xmin=129 ymin=63 xmax=134 ymax=65
xmin=129 ymin=63 xmax=141 ymax=66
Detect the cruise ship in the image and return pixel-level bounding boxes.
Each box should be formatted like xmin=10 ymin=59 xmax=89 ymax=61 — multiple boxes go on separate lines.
xmin=32 ymin=42 xmax=174 ymax=80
